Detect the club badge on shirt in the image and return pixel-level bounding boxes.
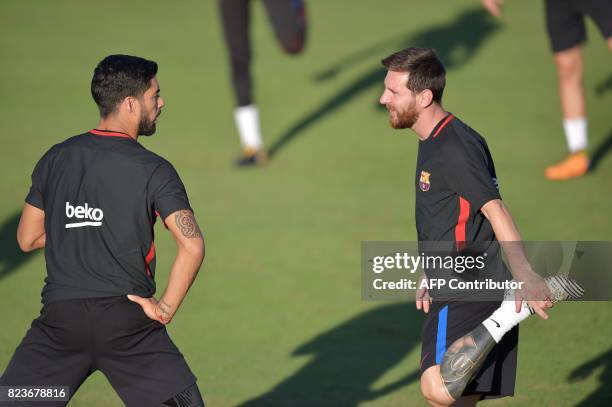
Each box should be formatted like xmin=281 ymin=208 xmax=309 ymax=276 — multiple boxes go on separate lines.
xmin=419 ymin=171 xmax=431 ymax=192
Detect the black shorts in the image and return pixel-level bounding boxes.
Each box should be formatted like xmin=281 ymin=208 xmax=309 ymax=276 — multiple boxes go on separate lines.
xmin=420 ymin=301 xmax=518 ymax=400
xmin=545 ymin=0 xmax=612 ymax=53
xmin=0 ymin=297 xmax=197 ymax=407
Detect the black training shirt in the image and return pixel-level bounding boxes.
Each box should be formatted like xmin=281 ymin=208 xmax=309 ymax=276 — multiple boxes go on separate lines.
xmin=25 ymin=129 xmax=192 ymax=304
xmin=415 ymin=115 xmax=512 ymax=300
xmin=415 ymin=114 xmax=500 ymax=246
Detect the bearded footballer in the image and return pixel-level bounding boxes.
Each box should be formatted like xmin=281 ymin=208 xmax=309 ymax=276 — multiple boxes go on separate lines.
xmin=379 ymin=47 xmax=583 ymax=406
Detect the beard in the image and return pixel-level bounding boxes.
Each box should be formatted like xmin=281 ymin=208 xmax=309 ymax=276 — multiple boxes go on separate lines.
xmin=138 ymin=110 xmax=159 ymax=137
xmin=388 ymin=101 xmax=419 ymax=129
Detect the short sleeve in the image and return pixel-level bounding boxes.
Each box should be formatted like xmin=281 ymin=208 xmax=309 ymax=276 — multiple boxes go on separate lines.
xmin=149 ymin=161 xmax=192 ymax=221
xmin=443 ymin=141 xmax=501 ymax=211
xmin=25 ymin=157 xmax=47 ymax=210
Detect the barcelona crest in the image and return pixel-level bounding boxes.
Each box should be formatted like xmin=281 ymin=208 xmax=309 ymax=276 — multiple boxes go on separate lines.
xmin=419 ymin=171 xmax=431 ymax=192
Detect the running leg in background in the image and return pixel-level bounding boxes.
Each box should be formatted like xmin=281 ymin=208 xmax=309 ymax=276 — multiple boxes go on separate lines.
xmin=262 ymin=0 xmax=308 ymax=54
xmin=218 ymin=0 xmax=266 ymax=164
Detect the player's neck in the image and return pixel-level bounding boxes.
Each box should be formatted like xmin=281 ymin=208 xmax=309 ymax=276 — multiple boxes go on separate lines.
xmin=96 ymin=117 xmax=138 ymax=140
xmin=412 ymin=105 xmax=448 ymax=141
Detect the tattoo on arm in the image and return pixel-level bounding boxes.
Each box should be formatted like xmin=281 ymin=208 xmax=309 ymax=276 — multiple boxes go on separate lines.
xmin=174 ymin=210 xmax=202 ymax=238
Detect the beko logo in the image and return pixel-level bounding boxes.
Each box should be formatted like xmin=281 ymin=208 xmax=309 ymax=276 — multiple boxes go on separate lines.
xmin=65 ymin=202 xmax=104 ymax=228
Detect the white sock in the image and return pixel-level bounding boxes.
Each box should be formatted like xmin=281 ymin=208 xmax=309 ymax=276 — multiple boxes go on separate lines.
xmin=234 ymin=105 xmax=263 ymax=150
xmin=563 ymin=117 xmax=587 ymax=153
xmin=482 ymin=292 xmax=533 ymax=343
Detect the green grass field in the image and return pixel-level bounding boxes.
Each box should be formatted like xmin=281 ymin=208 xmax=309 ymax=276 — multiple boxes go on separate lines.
xmin=1 ymin=0 xmax=611 ymax=405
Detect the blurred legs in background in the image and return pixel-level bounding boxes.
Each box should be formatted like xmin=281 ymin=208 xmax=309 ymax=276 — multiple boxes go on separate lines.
xmin=218 ymin=0 xmax=307 ymax=166
xmin=543 ymin=0 xmax=612 ymax=180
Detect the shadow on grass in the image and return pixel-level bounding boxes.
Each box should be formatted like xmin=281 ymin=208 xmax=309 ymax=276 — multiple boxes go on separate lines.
xmin=268 ymin=7 xmax=500 ymax=158
xmin=568 ymin=347 xmax=612 ymax=406
xmin=0 ymin=211 xmax=35 ymax=279
xmin=588 ymin=129 xmax=612 ymax=173
xmin=595 ymin=73 xmax=612 ymax=97
xmin=238 ymin=302 xmax=423 ymax=406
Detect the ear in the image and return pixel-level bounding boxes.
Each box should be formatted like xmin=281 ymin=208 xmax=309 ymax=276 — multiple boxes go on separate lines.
xmin=122 ymin=96 xmax=139 ymax=114
xmin=125 ymin=96 xmax=136 ymax=113
xmin=418 ymin=89 xmax=434 ymax=108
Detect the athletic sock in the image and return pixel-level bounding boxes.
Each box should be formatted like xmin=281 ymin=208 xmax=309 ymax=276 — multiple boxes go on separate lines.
xmin=234 ymin=104 xmax=264 ymax=150
xmin=563 ymin=117 xmax=587 ymax=153
xmin=482 ymin=292 xmax=533 ymax=343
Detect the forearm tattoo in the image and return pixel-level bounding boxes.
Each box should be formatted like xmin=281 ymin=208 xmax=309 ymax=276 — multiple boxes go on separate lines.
xmin=175 ymin=210 xmax=202 ymax=238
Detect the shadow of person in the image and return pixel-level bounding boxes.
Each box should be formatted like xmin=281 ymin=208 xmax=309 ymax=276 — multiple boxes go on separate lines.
xmin=268 ymin=7 xmax=499 ymax=158
xmin=588 ymin=129 xmax=612 ymax=173
xmin=568 ymin=348 xmax=612 ymax=406
xmin=0 ymin=211 xmax=36 ymax=279
xmin=595 ymin=73 xmax=612 ymax=97
xmin=238 ymin=302 xmax=424 ymax=406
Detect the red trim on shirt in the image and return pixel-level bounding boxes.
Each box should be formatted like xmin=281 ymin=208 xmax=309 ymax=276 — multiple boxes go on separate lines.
xmin=455 ymin=196 xmax=470 ymax=251
xmin=145 ymin=242 xmax=156 ymax=277
xmin=432 ymin=114 xmax=455 ymax=138
xmin=89 ymin=129 xmax=134 ymax=139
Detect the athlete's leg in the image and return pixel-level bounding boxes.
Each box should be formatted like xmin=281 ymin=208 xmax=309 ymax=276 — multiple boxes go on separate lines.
xmin=0 ymin=301 xmax=94 ymax=406
xmin=545 ymin=48 xmax=590 ymax=179
xmin=159 ymin=383 xmax=205 ymax=407
xmin=421 ymin=365 xmax=455 ymax=407
xmin=577 ymin=0 xmax=612 ymax=51
xmin=555 ymin=46 xmax=585 ymax=122
xmin=452 ymin=395 xmax=482 ymax=407
xmin=262 ymin=0 xmax=307 ymax=54
xmin=219 ymin=0 xmax=252 ymax=107
xmin=543 ymin=0 xmax=590 ymax=179
xmin=96 ymin=298 xmax=199 ymax=407
xmin=424 ymin=276 xmax=584 ymax=404
xmin=420 ymin=364 xmax=489 ymax=406
xmin=218 ymin=0 xmax=266 ymax=161
xmin=420 ymin=324 xmax=496 ymax=406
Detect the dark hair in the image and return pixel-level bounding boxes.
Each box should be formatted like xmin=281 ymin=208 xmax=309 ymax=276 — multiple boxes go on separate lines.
xmin=381 ymin=47 xmax=446 ymax=103
xmin=91 ymin=55 xmax=158 ymax=117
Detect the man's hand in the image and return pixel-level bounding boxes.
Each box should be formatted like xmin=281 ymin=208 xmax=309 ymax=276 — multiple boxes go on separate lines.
xmin=416 ymin=273 xmax=432 ymax=314
xmin=127 ymin=294 xmax=174 ymax=324
xmin=482 ymin=0 xmax=504 ymax=17
xmin=515 ymin=272 xmax=553 ymax=320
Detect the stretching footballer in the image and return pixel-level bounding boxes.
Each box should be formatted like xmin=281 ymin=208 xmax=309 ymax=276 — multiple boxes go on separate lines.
xmin=379 ymin=47 xmax=582 ymax=406
xmin=1 ymin=55 xmax=205 ymax=406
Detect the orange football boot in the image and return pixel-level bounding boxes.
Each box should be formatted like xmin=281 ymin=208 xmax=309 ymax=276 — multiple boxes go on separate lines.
xmin=544 ymin=151 xmax=590 ymax=180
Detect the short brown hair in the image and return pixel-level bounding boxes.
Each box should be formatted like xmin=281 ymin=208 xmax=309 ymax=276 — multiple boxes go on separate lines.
xmin=381 ymin=47 xmax=446 ymax=103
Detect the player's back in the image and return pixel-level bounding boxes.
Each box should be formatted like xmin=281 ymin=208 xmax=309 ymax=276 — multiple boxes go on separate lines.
xmin=27 ymin=130 xmax=190 ymax=304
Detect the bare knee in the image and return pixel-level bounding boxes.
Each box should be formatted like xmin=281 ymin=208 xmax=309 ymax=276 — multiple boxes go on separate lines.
xmin=554 ymin=46 xmax=583 ymax=82
xmin=421 ymin=366 xmax=455 ymax=407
